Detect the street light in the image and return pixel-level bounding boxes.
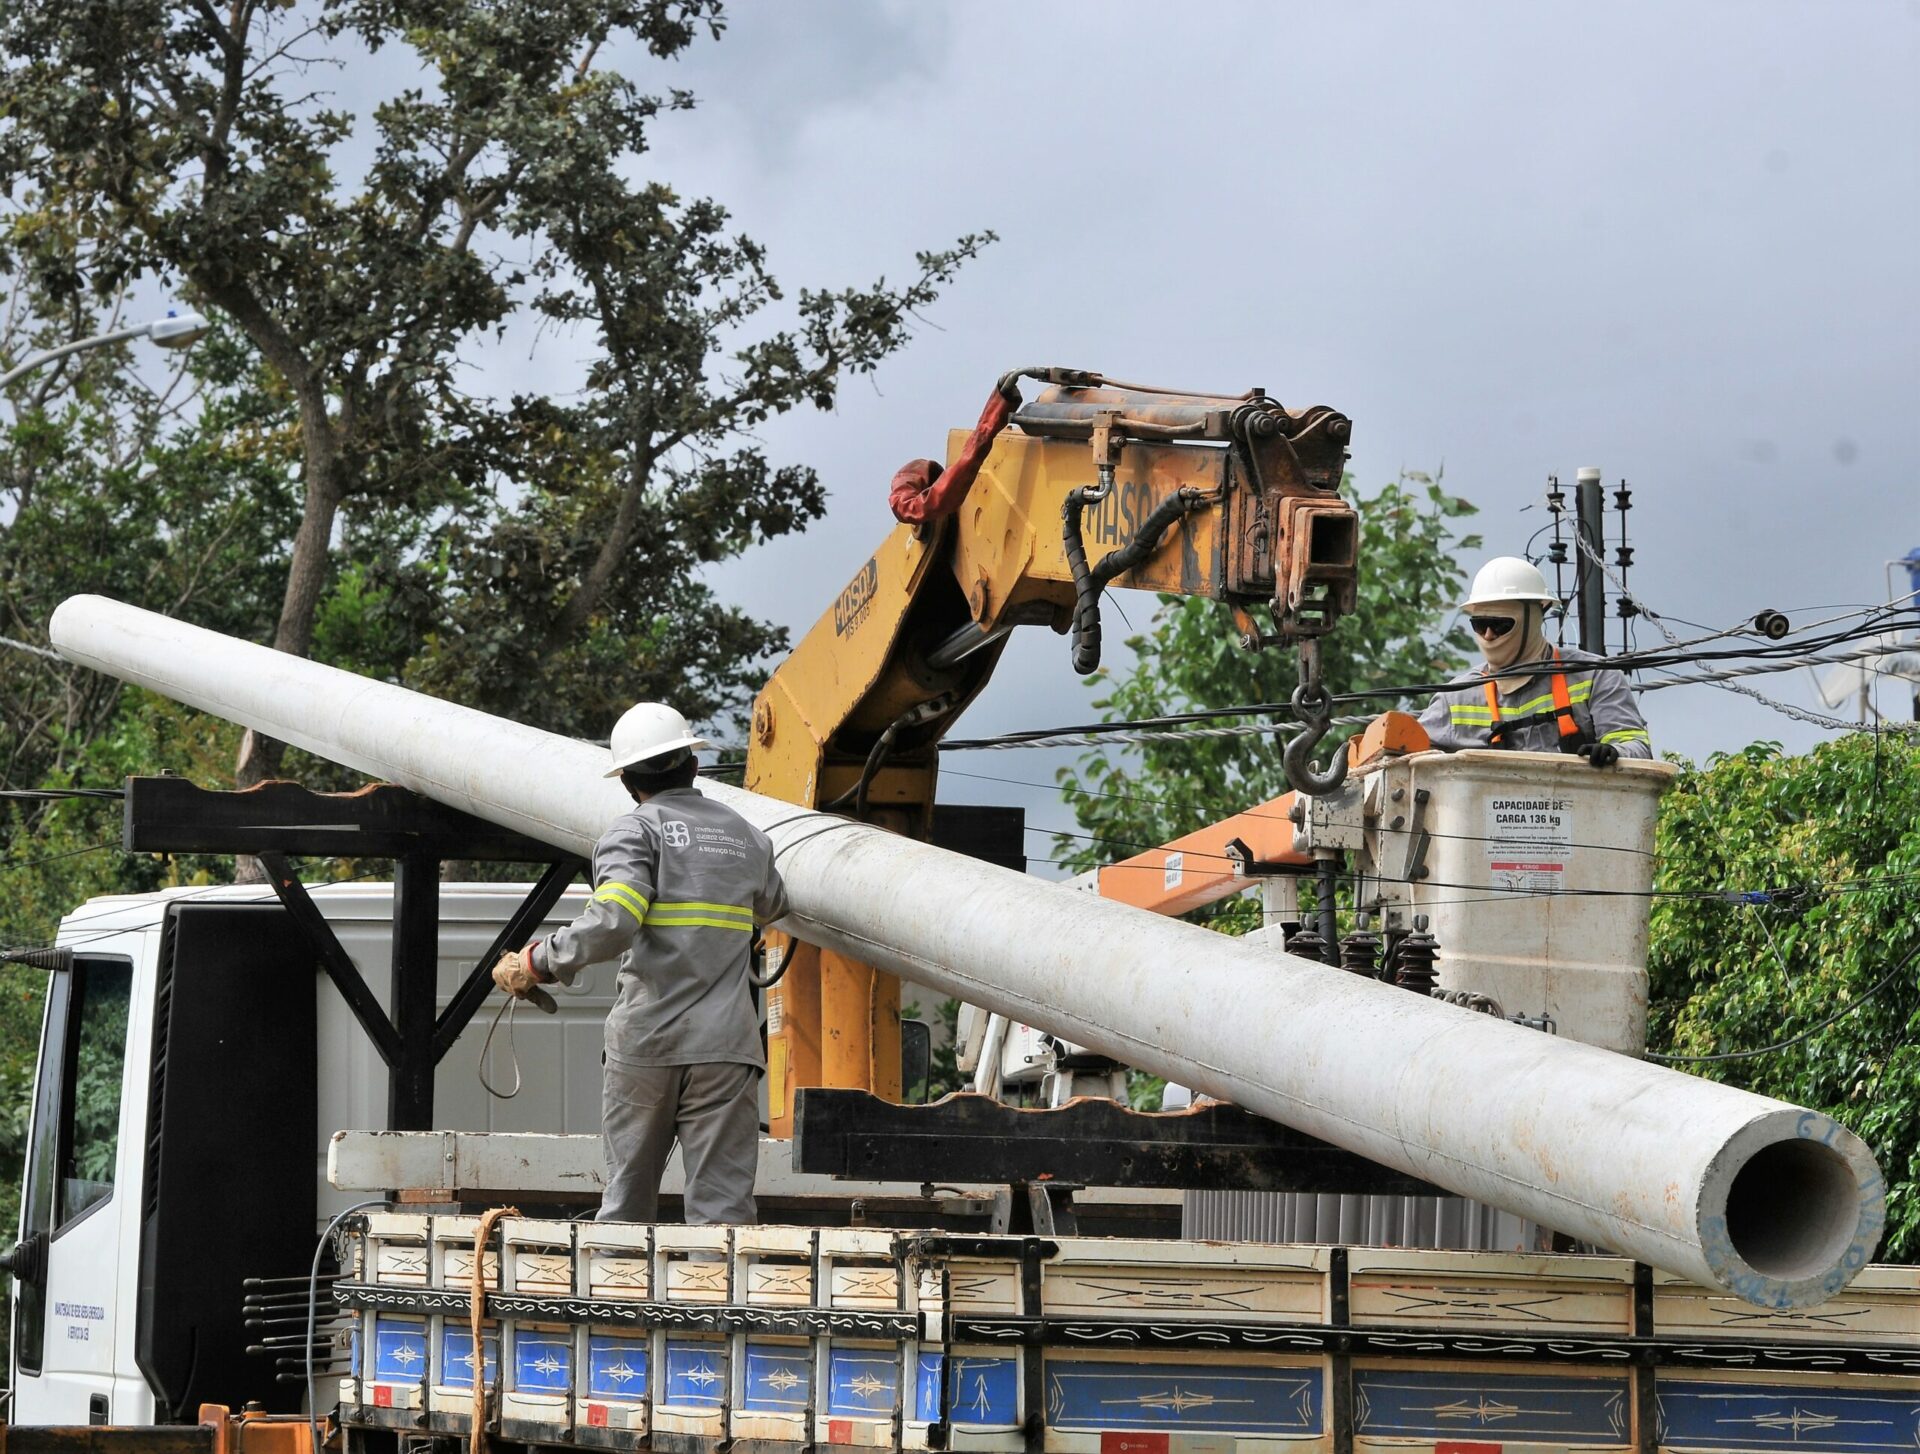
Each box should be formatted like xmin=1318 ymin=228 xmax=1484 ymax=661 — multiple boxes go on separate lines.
xmin=0 ymin=307 xmax=213 ymax=390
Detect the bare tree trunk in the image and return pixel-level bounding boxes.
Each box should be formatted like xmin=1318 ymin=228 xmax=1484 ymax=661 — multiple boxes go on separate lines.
xmin=543 ymin=451 xmax=652 ymax=652
xmin=235 ymin=407 xmax=343 ymax=789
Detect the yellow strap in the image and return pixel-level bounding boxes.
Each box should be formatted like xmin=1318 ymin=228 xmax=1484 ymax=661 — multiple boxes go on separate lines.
xmin=592 ymin=882 xmax=650 ymax=923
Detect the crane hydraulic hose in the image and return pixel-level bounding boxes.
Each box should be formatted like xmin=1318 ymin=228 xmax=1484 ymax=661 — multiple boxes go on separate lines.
xmin=1062 ymin=483 xmax=1208 ymax=674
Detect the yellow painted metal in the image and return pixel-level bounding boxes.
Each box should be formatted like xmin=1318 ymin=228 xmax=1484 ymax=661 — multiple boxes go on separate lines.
xmin=949 ymin=428 xmax=1230 ymax=624
xmin=747 ymin=391 xmax=1354 ymax=1137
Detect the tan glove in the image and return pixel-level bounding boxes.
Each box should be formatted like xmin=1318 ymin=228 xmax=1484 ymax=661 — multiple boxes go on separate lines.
xmin=491 ymin=948 xmax=541 ymax=999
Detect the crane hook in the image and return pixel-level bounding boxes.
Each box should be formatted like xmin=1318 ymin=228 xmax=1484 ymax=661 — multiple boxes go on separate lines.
xmin=1283 ymin=666 xmax=1350 ymax=798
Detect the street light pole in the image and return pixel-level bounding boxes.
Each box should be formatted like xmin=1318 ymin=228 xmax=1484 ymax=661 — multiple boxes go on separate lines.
xmin=0 ymin=309 xmax=212 ymax=390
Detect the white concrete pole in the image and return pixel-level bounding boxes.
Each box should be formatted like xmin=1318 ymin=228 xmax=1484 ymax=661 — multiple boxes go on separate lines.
xmin=51 ymin=594 xmax=1884 ymax=1308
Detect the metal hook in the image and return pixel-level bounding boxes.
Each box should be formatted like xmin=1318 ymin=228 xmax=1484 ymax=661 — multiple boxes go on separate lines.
xmin=1283 ymin=681 xmax=1350 ymax=797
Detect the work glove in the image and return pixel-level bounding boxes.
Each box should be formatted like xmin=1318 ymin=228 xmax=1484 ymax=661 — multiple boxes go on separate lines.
xmin=1579 ymin=741 xmax=1621 ymax=769
xmin=490 ymin=947 xmax=558 ymax=1013
xmin=491 ymin=947 xmax=540 ymax=997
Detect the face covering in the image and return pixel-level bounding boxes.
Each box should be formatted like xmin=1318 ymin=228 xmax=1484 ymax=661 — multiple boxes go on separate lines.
xmin=1475 ymin=603 xmax=1548 ymax=694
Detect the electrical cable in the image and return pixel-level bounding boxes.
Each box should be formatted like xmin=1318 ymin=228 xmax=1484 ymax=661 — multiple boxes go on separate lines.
xmin=0 ymin=840 xmax=120 ymax=871
xmin=1570 ymin=531 xmax=1916 ymax=735
xmin=309 ymin=1199 xmax=385 ymax=1450
xmin=0 ymin=634 xmax=61 ymax=663
xmin=0 ymin=788 xmax=125 ymax=802
xmin=936 ymin=613 xmax=1920 ymax=752
xmin=1640 ymin=645 xmax=1920 ymax=692
xmin=1645 ymin=940 xmax=1920 ymax=1065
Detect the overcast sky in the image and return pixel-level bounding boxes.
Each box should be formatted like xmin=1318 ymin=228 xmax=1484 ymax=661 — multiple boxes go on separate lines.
xmin=567 ymin=1 xmax=1915 ymax=856
xmin=83 ymin=2 xmax=1912 ymax=862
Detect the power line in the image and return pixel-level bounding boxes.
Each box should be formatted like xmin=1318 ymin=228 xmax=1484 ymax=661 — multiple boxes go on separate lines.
xmin=936 ymin=612 xmax=1918 ymax=752
xmin=0 ymin=634 xmax=61 ymax=663
xmin=0 ymin=840 xmax=120 ymax=871
xmin=0 ymin=788 xmax=126 ymax=803
xmin=1645 ymin=941 xmax=1919 ymax=1065
xmin=1571 ymin=530 xmax=1912 ymax=735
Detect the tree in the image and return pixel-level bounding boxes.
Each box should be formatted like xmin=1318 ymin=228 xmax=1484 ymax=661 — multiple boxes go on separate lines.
xmin=1055 ymin=472 xmax=1480 ymax=869
xmin=1647 ymin=735 xmax=1920 ymax=1261
xmin=1 ymin=303 xmax=301 ymax=800
xmin=0 ymin=0 xmax=986 ymax=777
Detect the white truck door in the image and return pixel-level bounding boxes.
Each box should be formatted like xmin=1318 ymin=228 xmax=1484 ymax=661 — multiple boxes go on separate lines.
xmin=11 ymin=948 xmax=140 ymax=1422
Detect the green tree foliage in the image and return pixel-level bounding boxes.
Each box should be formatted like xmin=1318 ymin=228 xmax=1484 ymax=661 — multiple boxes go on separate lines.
xmin=0 ymin=0 xmax=987 ymax=777
xmin=1056 ymin=472 xmax=1479 ymax=870
xmin=1647 ymin=736 xmax=1920 ymax=1260
xmin=0 ymin=0 xmax=985 ymax=1351
xmin=1 ymin=313 xmax=301 ymax=797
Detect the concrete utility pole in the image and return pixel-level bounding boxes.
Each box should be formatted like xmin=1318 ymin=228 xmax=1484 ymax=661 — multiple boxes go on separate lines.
xmin=49 ymin=592 xmax=1888 ymax=1310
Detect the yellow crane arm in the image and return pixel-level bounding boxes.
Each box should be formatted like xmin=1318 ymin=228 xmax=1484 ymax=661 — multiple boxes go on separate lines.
xmin=744 ymin=370 xmax=1361 ymax=1132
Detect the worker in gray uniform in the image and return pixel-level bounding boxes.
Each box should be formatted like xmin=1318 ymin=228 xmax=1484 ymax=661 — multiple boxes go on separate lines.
xmin=490 ymin=702 xmax=788 ymax=1224
xmin=1419 ymin=557 xmax=1652 ymax=763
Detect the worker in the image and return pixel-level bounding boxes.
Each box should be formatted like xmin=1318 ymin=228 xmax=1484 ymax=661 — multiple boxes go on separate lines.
xmin=1419 ymin=557 xmax=1651 ymax=764
xmin=489 ymin=702 xmax=788 ymax=1224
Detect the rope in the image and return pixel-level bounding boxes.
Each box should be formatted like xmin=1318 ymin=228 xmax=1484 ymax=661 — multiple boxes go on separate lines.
xmin=470 ymin=1204 xmax=517 ymax=1454
xmin=477 ymin=996 xmax=524 ymax=1100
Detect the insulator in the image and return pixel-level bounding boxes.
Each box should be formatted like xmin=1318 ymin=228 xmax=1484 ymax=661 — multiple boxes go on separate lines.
xmin=1547 ymin=541 xmax=1569 ymax=565
xmin=1614 ymin=546 xmax=1634 ymax=568
xmin=1339 ymin=930 xmax=1382 ymax=977
xmin=1393 ymin=920 xmax=1439 ymax=996
xmin=1286 ymin=926 xmax=1331 ymax=965
xmin=1545 ymin=477 xmax=1565 ymax=512
xmin=1613 ymin=482 xmax=1632 ymax=510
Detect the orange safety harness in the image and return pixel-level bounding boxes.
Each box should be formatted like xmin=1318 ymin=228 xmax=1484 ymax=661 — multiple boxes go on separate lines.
xmin=1483 ymin=646 xmax=1582 ymax=746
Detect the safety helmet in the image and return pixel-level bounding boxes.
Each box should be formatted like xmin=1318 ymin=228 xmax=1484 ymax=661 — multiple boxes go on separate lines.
xmin=604 ymin=702 xmax=711 ymax=778
xmin=1462 ymin=556 xmax=1555 ymax=610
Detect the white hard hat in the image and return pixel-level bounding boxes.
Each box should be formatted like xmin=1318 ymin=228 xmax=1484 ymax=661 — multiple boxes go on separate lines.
xmin=604 ymin=702 xmax=711 ymax=778
xmin=1462 ymin=556 xmax=1555 ymax=610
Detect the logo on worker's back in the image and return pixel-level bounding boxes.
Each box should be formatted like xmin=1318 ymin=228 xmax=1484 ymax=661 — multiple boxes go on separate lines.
xmin=662 ymin=820 xmax=690 ymax=848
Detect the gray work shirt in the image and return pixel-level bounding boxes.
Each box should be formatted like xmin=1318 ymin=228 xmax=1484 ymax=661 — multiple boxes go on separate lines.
xmin=1417 ymin=646 xmax=1653 ymax=757
xmin=532 ymin=787 xmax=788 ymax=1070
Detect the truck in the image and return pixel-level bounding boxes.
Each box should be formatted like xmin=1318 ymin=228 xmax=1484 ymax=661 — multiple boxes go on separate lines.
xmin=5 ymin=373 xmax=1896 ymax=1450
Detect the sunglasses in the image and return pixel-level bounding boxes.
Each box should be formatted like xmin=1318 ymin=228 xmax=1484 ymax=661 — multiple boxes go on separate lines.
xmin=1468 ymin=615 xmax=1518 ymax=639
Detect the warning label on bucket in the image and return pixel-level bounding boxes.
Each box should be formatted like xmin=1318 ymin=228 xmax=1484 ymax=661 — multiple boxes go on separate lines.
xmin=1486 ymin=796 xmax=1573 ymax=893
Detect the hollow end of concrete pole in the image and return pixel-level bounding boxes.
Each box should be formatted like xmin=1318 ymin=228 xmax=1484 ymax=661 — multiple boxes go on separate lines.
xmin=1696 ymin=1109 xmax=1886 ymax=1309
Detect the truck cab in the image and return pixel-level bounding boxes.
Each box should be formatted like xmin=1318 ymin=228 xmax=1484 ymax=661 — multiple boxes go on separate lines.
xmin=10 ymin=880 xmax=611 ymax=1422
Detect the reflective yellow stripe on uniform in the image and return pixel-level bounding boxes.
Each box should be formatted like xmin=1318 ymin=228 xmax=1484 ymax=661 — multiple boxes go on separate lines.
xmin=1502 ymin=680 xmax=1594 ymax=717
xmin=592 ymin=881 xmax=650 ymax=923
xmin=648 ymin=900 xmax=755 ymax=932
xmin=1601 ymin=728 xmax=1650 ymax=744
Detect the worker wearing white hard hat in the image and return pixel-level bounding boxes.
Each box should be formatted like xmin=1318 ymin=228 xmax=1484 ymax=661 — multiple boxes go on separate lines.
xmin=489 ymin=702 xmax=788 ymax=1224
xmin=1417 ymin=557 xmax=1651 ymax=764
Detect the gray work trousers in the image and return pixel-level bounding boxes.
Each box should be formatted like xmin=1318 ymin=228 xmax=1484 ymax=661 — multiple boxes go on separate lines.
xmin=598 ymin=1059 xmax=760 ymax=1225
